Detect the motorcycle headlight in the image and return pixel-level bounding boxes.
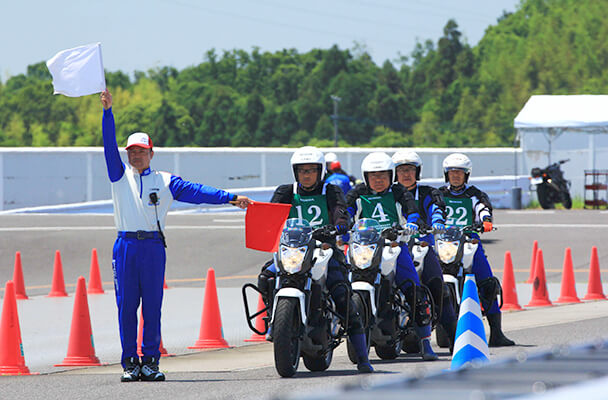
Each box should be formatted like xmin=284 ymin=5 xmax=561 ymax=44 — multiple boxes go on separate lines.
xmin=280 ymin=245 xmax=307 ymax=274
xmin=351 ymin=243 xmax=377 ymax=269
xmin=436 ymin=240 xmax=459 ymax=264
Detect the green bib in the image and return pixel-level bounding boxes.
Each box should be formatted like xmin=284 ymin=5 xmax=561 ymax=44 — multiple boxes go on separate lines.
xmin=288 ymin=193 xmax=330 ymax=227
xmin=358 ymin=192 xmax=401 ymax=230
xmin=443 ymin=196 xmax=473 ymax=227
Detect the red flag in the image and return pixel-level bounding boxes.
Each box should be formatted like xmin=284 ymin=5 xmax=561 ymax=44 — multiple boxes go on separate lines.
xmin=245 ymin=202 xmax=292 ymax=252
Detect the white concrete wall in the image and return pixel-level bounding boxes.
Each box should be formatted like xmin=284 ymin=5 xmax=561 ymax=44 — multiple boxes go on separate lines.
xmin=0 ymin=147 xmax=525 ymax=211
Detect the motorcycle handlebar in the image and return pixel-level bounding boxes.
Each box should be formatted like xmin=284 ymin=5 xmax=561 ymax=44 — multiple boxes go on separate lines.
xmin=312 ymin=225 xmax=337 ymax=239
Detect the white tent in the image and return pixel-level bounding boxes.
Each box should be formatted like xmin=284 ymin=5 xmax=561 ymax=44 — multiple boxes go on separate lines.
xmin=514 ymin=95 xmax=608 ymax=199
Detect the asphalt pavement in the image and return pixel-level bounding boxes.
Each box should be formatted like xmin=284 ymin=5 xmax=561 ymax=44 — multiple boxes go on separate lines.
xmin=0 ymin=209 xmax=607 ymax=399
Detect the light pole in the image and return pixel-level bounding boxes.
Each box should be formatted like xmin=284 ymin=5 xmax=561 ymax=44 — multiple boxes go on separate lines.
xmin=330 ymin=95 xmax=341 ymax=147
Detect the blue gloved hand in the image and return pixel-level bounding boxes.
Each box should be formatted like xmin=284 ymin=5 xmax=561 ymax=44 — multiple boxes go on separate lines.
xmin=432 ymin=222 xmax=446 ymax=234
xmin=335 ymin=224 xmax=348 ymax=235
xmin=404 ymin=223 xmax=418 ymax=235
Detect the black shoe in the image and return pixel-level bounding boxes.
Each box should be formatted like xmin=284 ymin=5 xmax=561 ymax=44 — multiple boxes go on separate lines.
xmin=140 ymin=357 xmax=166 ymax=381
xmin=487 ymin=313 xmax=515 ymax=347
xmin=120 ymin=357 xmax=141 ymax=382
xmin=420 ymin=338 xmax=438 ymax=361
xmin=357 ymin=361 xmax=374 ymax=373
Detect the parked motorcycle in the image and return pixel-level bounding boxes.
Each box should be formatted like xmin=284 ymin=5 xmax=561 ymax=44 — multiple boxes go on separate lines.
xmin=433 ymin=224 xmax=502 ymax=348
xmin=346 ymin=219 xmax=428 ymax=362
xmin=530 ymin=159 xmax=572 ymax=209
xmin=242 ymin=219 xmax=347 ymax=378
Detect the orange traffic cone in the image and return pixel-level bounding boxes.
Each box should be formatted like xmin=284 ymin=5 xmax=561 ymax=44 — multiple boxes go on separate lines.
xmin=526 ymin=249 xmax=553 ymax=307
xmin=55 ymin=277 xmax=102 ymax=366
xmin=137 ymin=309 xmax=174 ymax=357
xmin=12 ymin=252 xmax=28 ymax=300
xmin=583 ymin=246 xmax=607 ymax=301
xmin=188 ymin=268 xmax=229 ymax=349
xmin=555 ymin=247 xmax=581 ymax=304
xmin=244 ymin=294 xmax=268 ymax=342
xmin=48 ymin=250 xmax=68 ymax=297
xmin=526 ymin=240 xmax=538 ymax=283
xmin=87 ymin=249 xmax=105 ymax=295
xmin=501 ymin=251 xmax=522 ymax=311
xmin=0 ymin=281 xmax=33 ymax=375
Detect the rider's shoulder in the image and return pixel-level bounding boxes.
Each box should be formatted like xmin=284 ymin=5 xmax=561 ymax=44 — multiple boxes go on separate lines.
xmin=464 ymin=185 xmax=487 ymax=197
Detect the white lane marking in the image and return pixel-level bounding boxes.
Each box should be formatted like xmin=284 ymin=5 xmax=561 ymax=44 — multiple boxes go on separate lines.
xmin=0 ymin=225 xmax=245 ymax=232
xmin=506 ymin=210 xmax=555 ymax=214
xmin=497 ymin=224 xmax=608 ymax=228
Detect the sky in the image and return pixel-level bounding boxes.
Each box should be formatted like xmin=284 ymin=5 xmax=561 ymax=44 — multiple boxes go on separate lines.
xmin=1 ymin=0 xmax=521 ymax=81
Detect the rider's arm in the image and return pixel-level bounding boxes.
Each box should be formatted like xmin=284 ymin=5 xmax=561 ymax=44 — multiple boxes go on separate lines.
xmin=326 ymin=183 xmax=350 ymax=227
xmin=425 ymin=188 xmax=446 ymax=225
xmin=270 ymin=184 xmax=294 ymax=204
xmin=345 ymin=183 xmax=365 ymax=218
xmin=467 ymin=186 xmax=493 ymax=223
xmin=397 ymin=189 xmax=422 ymax=226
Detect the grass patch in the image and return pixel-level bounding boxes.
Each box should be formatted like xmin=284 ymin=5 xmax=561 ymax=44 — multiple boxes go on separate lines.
xmin=525 ymin=196 xmax=586 ymax=210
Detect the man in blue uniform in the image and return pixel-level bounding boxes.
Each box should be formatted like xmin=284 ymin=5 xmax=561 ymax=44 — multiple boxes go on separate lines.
xmin=346 ymin=152 xmax=438 ymax=361
xmin=439 ymin=153 xmax=514 ymax=347
xmin=101 ymin=89 xmax=251 ymax=382
xmin=325 ymin=160 xmax=353 ymax=195
xmin=392 ymin=150 xmax=458 ymax=352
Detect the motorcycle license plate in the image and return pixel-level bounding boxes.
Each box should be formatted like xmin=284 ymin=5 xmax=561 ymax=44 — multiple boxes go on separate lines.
xmin=530 ymin=177 xmax=543 ymax=185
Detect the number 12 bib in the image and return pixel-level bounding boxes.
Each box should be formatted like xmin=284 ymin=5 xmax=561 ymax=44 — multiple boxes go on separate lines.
xmin=288 ymin=188 xmax=330 ymax=227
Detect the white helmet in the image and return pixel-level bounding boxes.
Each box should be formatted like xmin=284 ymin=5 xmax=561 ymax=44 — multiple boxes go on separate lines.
xmin=324 ymin=152 xmax=338 ymax=164
xmin=361 ymin=152 xmax=394 ymax=187
xmin=290 ymin=146 xmax=326 ymax=183
xmin=392 ymin=150 xmax=422 ymax=181
xmin=442 ymin=153 xmax=472 ymax=183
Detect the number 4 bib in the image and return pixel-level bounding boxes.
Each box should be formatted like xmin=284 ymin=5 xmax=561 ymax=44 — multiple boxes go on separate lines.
xmin=444 ymin=197 xmax=473 ymax=227
xmin=358 ymin=192 xmax=402 ymax=230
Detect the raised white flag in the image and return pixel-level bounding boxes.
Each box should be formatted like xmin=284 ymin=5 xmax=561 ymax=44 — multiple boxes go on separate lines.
xmin=46 ymin=43 xmax=106 ymax=97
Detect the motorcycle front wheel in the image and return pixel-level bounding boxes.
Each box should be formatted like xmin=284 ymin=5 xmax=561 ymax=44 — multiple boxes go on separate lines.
xmin=375 ymin=338 xmax=403 ymax=360
xmin=303 ymin=348 xmax=333 ymax=372
xmin=436 ymin=283 xmax=458 ymax=348
xmin=347 ymin=291 xmax=371 ymax=364
xmin=536 ymin=184 xmax=554 ymax=209
xmin=561 ymin=191 xmax=572 ymax=209
xmin=273 ymin=297 xmax=301 ymax=377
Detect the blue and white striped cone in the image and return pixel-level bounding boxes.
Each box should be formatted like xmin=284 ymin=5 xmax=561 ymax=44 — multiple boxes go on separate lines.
xmin=450 ymin=274 xmax=490 ymax=370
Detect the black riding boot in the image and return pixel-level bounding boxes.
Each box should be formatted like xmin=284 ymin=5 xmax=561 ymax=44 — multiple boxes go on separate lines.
xmin=442 ymin=320 xmax=458 ymax=354
xmin=487 ymin=313 xmax=515 ymax=347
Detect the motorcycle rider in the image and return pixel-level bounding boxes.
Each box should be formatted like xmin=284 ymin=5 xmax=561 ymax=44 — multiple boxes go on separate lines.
xmin=326 ymin=160 xmax=353 ymax=195
xmin=345 ymin=151 xmax=438 ymax=361
xmin=439 ymin=153 xmax=515 ymax=347
xmin=392 ymin=150 xmax=459 ymax=352
xmin=325 ymin=152 xmax=358 ymax=185
xmin=257 ymin=146 xmax=374 ymax=373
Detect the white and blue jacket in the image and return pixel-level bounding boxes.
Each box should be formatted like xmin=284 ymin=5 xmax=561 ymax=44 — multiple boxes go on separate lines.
xmin=102 ymin=108 xmax=237 ymax=232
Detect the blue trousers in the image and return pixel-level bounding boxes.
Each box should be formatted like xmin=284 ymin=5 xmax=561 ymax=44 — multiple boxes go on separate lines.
xmin=471 ymin=234 xmax=501 ymax=315
xmin=396 ymin=244 xmax=431 ymax=337
xmin=419 ymin=247 xmax=457 ymax=326
xmin=112 ymin=236 xmax=165 ymax=366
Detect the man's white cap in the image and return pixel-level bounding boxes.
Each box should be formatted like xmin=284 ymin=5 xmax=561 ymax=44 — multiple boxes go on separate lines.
xmin=126 ymin=132 xmax=153 ymax=149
